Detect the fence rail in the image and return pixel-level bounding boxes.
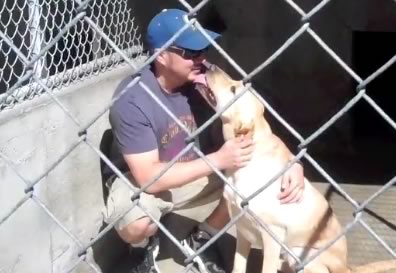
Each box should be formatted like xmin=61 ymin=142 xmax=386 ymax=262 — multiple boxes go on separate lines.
xmin=0 ymin=0 xmax=395 ymax=273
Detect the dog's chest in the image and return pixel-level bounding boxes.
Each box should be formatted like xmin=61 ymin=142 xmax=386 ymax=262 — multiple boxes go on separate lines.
xmin=224 ymin=159 xmax=283 ymax=226
xmin=225 ymin=158 xmax=284 ymax=203
xmin=224 ymin=158 xmax=314 ymax=229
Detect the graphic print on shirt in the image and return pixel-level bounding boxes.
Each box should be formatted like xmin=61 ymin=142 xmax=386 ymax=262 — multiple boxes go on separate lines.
xmin=159 ymin=115 xmax=199 ymax=162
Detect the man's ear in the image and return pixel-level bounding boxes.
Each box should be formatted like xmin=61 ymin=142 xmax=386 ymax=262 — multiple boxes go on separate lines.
xmin=156 ymin=51 xmax=168 ymax=66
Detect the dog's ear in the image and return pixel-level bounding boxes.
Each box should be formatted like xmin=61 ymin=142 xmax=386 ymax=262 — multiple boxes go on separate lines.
xmin=248 ymin=90 xmax=264 ymax=116
xmin=256 ymin=97 xmax=265 ymax=115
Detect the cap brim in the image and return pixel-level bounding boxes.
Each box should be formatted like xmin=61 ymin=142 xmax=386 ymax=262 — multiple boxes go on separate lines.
xmin=174 ymin=28 xmax=220 ymax=51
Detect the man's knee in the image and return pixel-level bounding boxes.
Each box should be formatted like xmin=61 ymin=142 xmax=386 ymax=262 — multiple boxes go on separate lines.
xmin=117 ymin=217 xmax=158 ymax=244
xmin=146 ymin=221 xmax=158 ymax=237
xmin=103 ymin=176 xmax=173 ymax=234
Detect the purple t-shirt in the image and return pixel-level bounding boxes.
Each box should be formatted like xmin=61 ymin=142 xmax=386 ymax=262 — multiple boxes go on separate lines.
xmin=106 ymin=67 xmax=201 ymax=176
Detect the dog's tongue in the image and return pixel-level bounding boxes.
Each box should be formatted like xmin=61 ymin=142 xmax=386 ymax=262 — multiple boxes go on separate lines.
xmin=193 ymin=73 xmax=208 ymax=87
xmin=193 ymin=72 xmax=216 ymax=109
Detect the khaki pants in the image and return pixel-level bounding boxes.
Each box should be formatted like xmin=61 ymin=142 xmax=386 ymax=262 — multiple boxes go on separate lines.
xmin=102 ymin=173 xmax=224 ymax=230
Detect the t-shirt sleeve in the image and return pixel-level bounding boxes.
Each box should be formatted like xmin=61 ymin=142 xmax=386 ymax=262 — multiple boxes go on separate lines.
xmin=110 ymin=100 xmax=158 ymax=155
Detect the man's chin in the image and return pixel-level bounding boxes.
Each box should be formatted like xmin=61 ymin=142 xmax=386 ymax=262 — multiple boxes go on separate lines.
xmin=188 ymin=73 xmax=201 ymax=82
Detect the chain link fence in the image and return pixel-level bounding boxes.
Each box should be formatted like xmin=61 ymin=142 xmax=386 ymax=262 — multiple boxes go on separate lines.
xmin=1 ymin=0 xmax=396 ymax=272
xmin=0 ymin=0 xmax=144 ymax=111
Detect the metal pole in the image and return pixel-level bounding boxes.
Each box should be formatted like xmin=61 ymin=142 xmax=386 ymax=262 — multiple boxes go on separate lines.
xmin=28 ymin=0 xmax=45 ymax=79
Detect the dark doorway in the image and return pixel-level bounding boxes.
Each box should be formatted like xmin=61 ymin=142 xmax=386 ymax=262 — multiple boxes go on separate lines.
xmin=351 ymin=31 xmax=396 ymax=140
xmin=341 ymin=31 xmax=396 ymax=184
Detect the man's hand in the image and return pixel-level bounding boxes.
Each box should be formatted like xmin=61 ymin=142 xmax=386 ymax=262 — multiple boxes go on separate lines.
xmin=277 ymin=161 xmax=305 ymax=204
xmin=212 ymin=135 xmax=255 ymax=170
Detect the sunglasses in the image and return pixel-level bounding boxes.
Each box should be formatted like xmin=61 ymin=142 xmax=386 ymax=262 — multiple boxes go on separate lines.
xmin=168 ymin=46 xmax=207 ymax=59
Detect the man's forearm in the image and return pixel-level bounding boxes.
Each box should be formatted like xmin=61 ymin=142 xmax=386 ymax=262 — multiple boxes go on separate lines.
xmin=141 ymin=153 xmax=219 ymax=193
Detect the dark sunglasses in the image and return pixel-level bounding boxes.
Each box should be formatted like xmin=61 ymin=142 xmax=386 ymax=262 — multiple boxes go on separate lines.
xmin=168 ymin=46 xmax=207 ymax=59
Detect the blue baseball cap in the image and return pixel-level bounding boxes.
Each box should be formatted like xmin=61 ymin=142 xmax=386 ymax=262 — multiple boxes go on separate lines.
xmin=147 ymin=9 xmax=220 ymax=51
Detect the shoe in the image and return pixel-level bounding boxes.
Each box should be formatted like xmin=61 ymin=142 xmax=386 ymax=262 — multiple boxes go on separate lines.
xmin=129 ymin=236 xmax=160 ymax=273
xmin=182 ymin=227 xmax=226 ymax=273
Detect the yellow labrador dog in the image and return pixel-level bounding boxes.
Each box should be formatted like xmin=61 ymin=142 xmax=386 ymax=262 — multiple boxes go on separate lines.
xmin=195 ymin=64 xmax=396 ymax=273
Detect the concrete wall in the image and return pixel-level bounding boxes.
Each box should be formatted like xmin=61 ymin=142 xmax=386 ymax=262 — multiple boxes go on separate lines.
xmin=0 ymin=64 xmax=136 ymax=273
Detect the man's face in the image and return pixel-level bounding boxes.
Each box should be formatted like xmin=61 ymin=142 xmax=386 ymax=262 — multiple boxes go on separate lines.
xmin=163 ymin=46 xmax=207 ymax=83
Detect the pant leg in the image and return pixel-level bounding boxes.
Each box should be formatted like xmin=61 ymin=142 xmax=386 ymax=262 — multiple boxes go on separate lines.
xmin=102 ymin=173 xmax=225 ymax=230
xmin=102 ymin=174 xmax=174 ymax=231
xmin=171 ymin=174 xmax=225 ymax=211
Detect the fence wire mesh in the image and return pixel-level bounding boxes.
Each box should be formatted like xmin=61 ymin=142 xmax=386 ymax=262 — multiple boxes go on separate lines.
xmin=0 ymin=0 xmax=144 ymax=111
xmin=0 ymin=0 xmax=396 ymax=273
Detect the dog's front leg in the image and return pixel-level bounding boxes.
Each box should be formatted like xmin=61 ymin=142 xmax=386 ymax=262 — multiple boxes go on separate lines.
xmin=232 ymin=228 xmax=251 ymax=273
xmin=261 ymin=225 xmax=285 ymax=273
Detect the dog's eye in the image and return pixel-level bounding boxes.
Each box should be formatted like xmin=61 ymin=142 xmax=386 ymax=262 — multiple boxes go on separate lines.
xmin=230 ymin=86 xmax=236 ymax=94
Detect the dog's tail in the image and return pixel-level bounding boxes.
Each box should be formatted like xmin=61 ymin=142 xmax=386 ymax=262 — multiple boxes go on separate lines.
xmin=351 ymin=260 xmax=396 ymax=273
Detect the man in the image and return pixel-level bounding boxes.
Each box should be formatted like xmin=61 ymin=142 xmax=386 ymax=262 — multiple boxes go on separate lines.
xmin=103 ymin=8 xmax=305 ymax=273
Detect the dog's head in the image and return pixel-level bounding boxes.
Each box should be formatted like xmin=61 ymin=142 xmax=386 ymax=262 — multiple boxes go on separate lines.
xmin=196 ymin=65 xmax=264 ymax=137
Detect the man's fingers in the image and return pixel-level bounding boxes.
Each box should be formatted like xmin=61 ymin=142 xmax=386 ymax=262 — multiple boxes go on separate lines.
xmin=294 ymin=189 xmax=304 ymax=203
xmin=239 ymin=137 xmax=254 ymax=148
xmin=239 ymin=144 xmax=255 ymax=156
xmin=278 ymin=176 xmax=298 ymax=199
xmin=285 ymin=188 xmax=303 ymax=204
xmin=291 ymin=189 xmax=304 ymax=203
xmin=236 ymin=154 xmax=253 ymax=167
xmin=278 ymin=187 xmax=291 ymax=200
xmin=280 ymin=186 xmax=300 ymax=204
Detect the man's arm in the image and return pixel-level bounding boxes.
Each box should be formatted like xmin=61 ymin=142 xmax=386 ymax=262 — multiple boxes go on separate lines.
xmin=124 ymin=136 xmax=255 ymax=194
